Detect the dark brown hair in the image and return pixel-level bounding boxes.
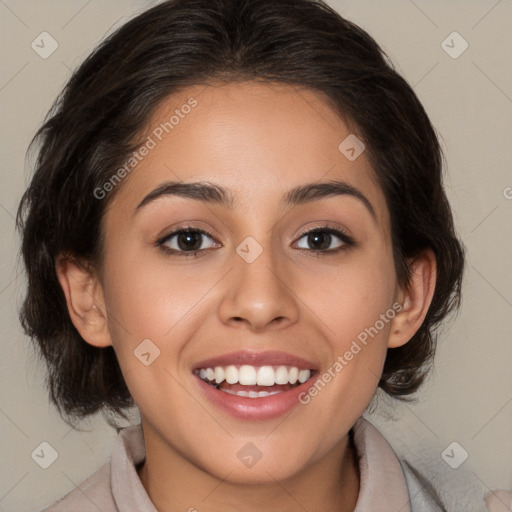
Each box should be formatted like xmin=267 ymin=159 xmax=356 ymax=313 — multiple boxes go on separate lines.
xmin=16 ymin=0 xmax=465 ymax=427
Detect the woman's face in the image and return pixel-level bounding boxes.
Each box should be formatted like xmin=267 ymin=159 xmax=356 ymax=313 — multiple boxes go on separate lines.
xmin=98 ymin=81 xmax=401 ymax=483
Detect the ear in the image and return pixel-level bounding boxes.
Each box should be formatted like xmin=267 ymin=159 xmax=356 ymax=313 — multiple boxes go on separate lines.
xmin=388 ymin=249 xmax=437 ymax=349
xmin=55 ymin=254 xmax=112 ymax=348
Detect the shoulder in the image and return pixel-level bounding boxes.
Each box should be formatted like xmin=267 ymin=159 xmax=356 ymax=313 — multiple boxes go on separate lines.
xmin=39 ymin=424 xmax=148 ymax=512
xmin=358 ymin=415 xmax=488 ymax=512
xmin=398 ymin=446 xmax=488 ymax=512
xmin=352 ymin=417 xmax=448 ymax=512
xmin=39 ymin=462 xmax=117 ymax=512
xmin=398 ymin=459 xmax=447 ymax=512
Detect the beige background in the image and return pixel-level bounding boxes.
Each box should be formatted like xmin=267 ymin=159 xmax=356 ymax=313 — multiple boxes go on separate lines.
xmin=1 ymin=0 xmax=511 ymax=511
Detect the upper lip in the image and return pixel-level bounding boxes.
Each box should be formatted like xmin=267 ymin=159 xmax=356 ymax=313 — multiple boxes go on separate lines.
xmin=193 ymin=350 xmax=318 ymax=371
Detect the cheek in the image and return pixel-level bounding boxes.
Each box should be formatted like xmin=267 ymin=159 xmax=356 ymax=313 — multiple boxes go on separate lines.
xmin=101 ymin=249 xmax=223 ymax=366
xmin=302 ymin=240 xmax=397 ymax=340
xmin=104 ymin=239 xmax=188 ymax=320
xmin=100 ymin=257 xmax=204 ymax=414
xmin=298 ymin=243 xmax=396 ymax=404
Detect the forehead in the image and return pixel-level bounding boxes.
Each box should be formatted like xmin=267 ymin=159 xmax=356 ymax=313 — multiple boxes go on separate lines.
xmin=106 ymin=81 xmax=389 ymax=233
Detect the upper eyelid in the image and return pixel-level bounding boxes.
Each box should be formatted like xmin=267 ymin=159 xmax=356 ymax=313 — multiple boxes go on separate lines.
xmin=158 ymin=226 xmax=218 ymax=244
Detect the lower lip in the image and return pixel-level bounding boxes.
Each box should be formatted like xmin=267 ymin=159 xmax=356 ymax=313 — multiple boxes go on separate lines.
xmin=194 ymin=373 xmax=319 ymax=421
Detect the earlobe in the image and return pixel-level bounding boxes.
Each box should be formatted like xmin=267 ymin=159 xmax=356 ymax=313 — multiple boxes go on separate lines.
xmin=388 ymin=249 xmax=437 ymax=349
xmin=55 ymin=254 xmax=112 ymax=348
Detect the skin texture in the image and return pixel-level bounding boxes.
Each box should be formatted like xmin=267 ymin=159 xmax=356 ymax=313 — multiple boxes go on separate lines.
xmin=56 ymin=81 xmax=436 ymax=512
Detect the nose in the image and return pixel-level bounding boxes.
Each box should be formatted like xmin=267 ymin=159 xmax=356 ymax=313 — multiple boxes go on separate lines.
xmin=217 ymin=240 xmax=300 ymax=332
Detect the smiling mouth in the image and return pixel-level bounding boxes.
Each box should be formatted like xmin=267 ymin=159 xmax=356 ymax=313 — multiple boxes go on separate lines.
xmin=193 ymin=364 xmax=314 ymax=398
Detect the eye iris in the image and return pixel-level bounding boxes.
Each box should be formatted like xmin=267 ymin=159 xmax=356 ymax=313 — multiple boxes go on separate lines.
xmin=178 ymin=231 xmax=202 ymax=251
xmin=308 ymin=231 xmax=331 ymax=250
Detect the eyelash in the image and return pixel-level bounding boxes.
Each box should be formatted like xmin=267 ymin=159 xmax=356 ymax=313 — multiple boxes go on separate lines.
xmin=155 ymin=224 xmax=355 ymax=258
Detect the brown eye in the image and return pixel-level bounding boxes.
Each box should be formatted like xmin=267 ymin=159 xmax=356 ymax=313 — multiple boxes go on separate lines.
xmin=158 ymin=228 xmax=219 ymax=255
xmin=294 ymin=227 xmax=354 ymax=253
xmin=175 ymin=231 xmax=204 ymax=251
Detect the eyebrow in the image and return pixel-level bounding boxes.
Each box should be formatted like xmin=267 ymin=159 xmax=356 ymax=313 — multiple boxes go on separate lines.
xmin=135 ymin=179 xmax=376 ymax=221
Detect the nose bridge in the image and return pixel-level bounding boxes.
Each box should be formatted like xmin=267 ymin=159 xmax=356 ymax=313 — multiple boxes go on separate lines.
xmin=217 ymin=234 xmax=300 ymax=330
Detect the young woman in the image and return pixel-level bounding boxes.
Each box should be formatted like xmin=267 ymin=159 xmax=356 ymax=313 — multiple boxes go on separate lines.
xmin=17 ymin=0 xmax=473 ymax=510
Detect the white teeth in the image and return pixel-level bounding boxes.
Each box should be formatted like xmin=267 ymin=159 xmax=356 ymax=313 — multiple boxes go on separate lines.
xmin=219 ymin=388 xmax=283 ymax=398
xmin=257 ymin=390 xmax=280 ymax=397
xmin=298 ymin=369 xmax=310 ymax=383
xmin=288 ymin=367 xmax=299 ymax=385
xmin=256 ymin=366 xmax=275 ymax=386
xmin=214 ymin=367 xmax=225 ymax=384
xmin=225 ymin=365 xmax=238 ymax=384
xmin=274 ymin=366 xmax=289 ymax=385
xmin=197 ymin=364 xmax=312 ymax=387
xmin=238 ymin=365 xmax=257 ymax=385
